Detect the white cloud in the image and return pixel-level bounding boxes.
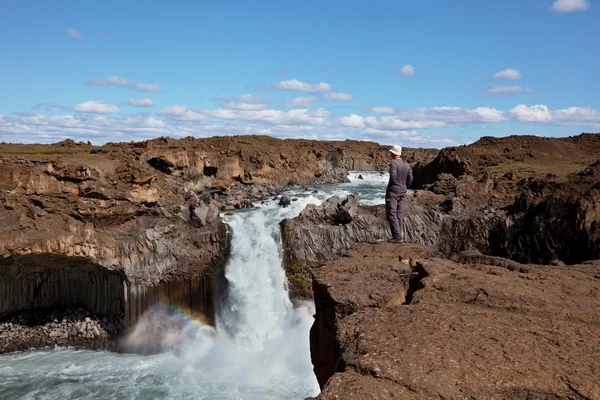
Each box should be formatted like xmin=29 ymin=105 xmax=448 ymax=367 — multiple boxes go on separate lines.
xmin=202 ymin=108 xmax=331 ymax=126
xmin=341 ymin=107 xmax=506 ymax=131
xmin=87 ymin=76 xmax=162 ymax=92
xmin=133 ymin=83 xmax=162 ymax=92
xmin=509 ymin=104 xmax=600 ymax=127
xmin=551 ymin=0 xmax=591 ymax=12
xmin=397 ymin=64 xmax=416 ymax=77
xmin=370 ymin=107 xmax=395 ymax=114
xmin=363 ymin=128 xmax=419 ymax=138
xmin=270 ymin=79 xmax=332 ymax=93
xmin=324 ymin=92 xmax=353 ymax=101
xmin=396 ymin=106 xmax=505 ymax=125
xmin=72 ymin=101 xmax=121 ymax=114
xmin=494 ymin=68 xmax=523 ymax=80
xmin=216 ymin=94 xmax=267 ymax=111
xmin=284 ymin=96 xmax=318 ymax=108
xmin=156 ymin=106 xmax=207 ymax=121
xmin=128 ymin=98 xmax=154 ymax=107
xmin=340 ymin=114 xmax=366 ymax=128
xmin=486 ymin=85 xmax=534 ymax=95
xmin=362 ymin=128 xmax=456 ymax=145
xmin=364 ymin=116 xmax=446 ymax=130
xmin=509 ymin=105 xmax=552 ymax=123
xmin=4 ymin=101 xmax=600 ymax=148
xmin=66 ymin=28 xmax=84 ymax=40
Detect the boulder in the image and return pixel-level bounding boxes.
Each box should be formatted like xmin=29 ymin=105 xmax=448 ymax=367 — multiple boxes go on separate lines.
xmin=190 ymin=202 xmax=220 ymax=228
xmin=278 ymin=195 xmax=291 ymax=207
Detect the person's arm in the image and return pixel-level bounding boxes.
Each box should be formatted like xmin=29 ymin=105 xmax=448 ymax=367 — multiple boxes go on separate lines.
xmin=390 ymin=160 xmax=398 ymax=183
xmin=406 ymin=164 xmax=413 ymax=187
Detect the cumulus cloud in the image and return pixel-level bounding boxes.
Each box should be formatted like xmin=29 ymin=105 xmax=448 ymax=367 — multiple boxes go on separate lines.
xmin=87 ymin=76 xmax=162 ymax=92
xmin=72 ymin=100 xmax=121 ymax=114
xmin=324 ymin=92 xmax=353 ymax=101
xmin=284 ymin=96 xmax=318 ymax=108
xmin=0 ymin=113 xmax=171 ymax=144
xmin=551 ymin=0 xmax=591 ymax=12
xmin=509 ymin=104 xmax=600 ymax=127
xmin=215 ymin=94 xmax=267 ymax=111
xmin=369 ymin=107 xmax=395 ymax=114
xmin=364 ymin=116 xmax=446 ymax=130
xmin=202 ymin=107 xmax=331 ymax=126
xmin=362 ymin=128 xmax=456 ymax=145
xmin=156 ymin=106 xmax=207 ymax=121
xmin=397 ymin=65 xmax=416 ymax=77
xmin=128 ymin=98 xmax=154 ymax=107
xmin=486 ymin=85 xmax=534 ymax=95
xmin=494 ymin=68 xmax=523 ymax=80
xmin=269 ymin=79 xmax=332 ymax=93
xmin=340 ymin=114 xmax=366 ymax=128
xmin=342 ymin=106 xmax=505 ymax=130
xmin=4 ymin=102 xmax=600 ymax=147
xmin=66 ymin=28 xmax=84 ymax=39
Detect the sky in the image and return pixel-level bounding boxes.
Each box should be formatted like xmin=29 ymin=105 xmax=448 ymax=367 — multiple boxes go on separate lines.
xmin=0 ymin=0 xmax=598 ymax=148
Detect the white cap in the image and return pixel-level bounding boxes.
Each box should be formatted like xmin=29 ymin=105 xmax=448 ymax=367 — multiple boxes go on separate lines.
xmin=389 ymin=145 xmax=402 ymax=156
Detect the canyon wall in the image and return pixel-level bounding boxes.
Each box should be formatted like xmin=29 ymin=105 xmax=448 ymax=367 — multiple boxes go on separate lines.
xmin=0 ymin=135 xmax=432 ymax=351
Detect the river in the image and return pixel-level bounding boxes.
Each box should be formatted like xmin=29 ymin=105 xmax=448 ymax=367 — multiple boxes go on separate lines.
xmin=0 ymin=171 xmax=387 ymax=400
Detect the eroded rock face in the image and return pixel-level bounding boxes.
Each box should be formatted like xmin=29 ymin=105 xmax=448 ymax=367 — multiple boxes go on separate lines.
xmin=283 ymin=154 xmax=600 ymax=293
xmin=0 ymin=254 xmax=127 ymax=318
xmin=0 ymin=136 xmax=435 ymax=352
xmin=495 ymin=162 xmax=600 ymax=264
xmin=309 ymin=242 xmax=600 ymax=399
xmin=280 ymin=193 xmax=507 ymax=298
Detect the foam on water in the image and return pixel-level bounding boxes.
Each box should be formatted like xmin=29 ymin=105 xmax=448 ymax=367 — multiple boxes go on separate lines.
xmin=0 ymin=173 xmax=389 ymax=399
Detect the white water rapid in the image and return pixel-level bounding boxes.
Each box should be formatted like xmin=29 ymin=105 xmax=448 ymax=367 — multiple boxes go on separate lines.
xmin=0 ymin=171 xmax=388 ymax=399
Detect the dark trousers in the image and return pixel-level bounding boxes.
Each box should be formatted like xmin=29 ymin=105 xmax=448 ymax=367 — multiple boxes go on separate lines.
xmin=386 ymin=193 xmax=406 ymax=240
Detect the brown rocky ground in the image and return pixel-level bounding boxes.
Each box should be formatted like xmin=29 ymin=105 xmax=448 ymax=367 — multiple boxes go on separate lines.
xmin=413 ymin=133 xmax=600 ymax=188
xmin=308 ymin=242 xmax=600 ymax=400
xmin=277 ymin=133 xmax=600 ymax=399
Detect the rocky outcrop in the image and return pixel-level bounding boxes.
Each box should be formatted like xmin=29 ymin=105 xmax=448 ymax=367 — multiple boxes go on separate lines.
xmin=280 ymin=192 xmax=507 ymax=298
xmin=0 ymin=145 xmax=231 ymax=353
xmin=309 ymin=242 xmax=600 ymax=399
xmin=413 ymin=133 xmax=600 ymax=189
xmin=494 ymin=161 xmax=600 ymax=264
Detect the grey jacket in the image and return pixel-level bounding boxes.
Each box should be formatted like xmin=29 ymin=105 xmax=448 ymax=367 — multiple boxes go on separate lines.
xmin=386 ymin=158 xmax=413 ymax=197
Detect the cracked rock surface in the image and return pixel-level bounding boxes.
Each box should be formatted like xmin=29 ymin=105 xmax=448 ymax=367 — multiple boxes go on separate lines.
xmin=308 ymin=242 xmax=600 ymax=400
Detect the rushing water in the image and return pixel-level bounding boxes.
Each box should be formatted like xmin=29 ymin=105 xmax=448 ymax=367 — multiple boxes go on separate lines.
xmin=0 ymin=171 xmax=387 ymax=400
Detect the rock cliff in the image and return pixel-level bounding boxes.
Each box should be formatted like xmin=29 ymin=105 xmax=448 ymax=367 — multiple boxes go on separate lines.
xmin=282 ymin=153 xmax=600 ymax=300
xmin=308 ymin=242 xmax=600 ymax=399
xmin=280 ymin=192 xmax=507 ymax=298
xmin=0 ymin=135 xmax=434 ymax=352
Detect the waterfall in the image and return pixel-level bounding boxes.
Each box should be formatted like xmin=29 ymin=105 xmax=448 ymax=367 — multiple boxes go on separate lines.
xmin=215 ymin=197 xmax=323 ymax=396
xmin=0 ymin=176 xmax=386 ymax=399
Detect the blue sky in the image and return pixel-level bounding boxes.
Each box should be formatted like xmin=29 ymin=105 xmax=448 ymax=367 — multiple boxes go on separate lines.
xmin=0 ymin=0 xmax=598 ymax=147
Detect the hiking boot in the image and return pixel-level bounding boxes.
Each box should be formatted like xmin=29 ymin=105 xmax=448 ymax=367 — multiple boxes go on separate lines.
xmin=387 ymin=238 xmax=403 ymax=244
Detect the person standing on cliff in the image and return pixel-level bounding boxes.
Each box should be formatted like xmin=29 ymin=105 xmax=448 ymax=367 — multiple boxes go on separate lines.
xmin=386 ymin=145 xmax=413 ymax=243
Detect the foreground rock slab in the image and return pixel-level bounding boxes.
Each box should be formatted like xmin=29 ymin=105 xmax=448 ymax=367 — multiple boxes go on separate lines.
xmin=309 ymin=242 xmax=600 ymax=400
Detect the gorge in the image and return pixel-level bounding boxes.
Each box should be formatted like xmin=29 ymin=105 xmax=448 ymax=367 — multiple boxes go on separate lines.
xmin=1 ymin=133 xmax=599 ymax=399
